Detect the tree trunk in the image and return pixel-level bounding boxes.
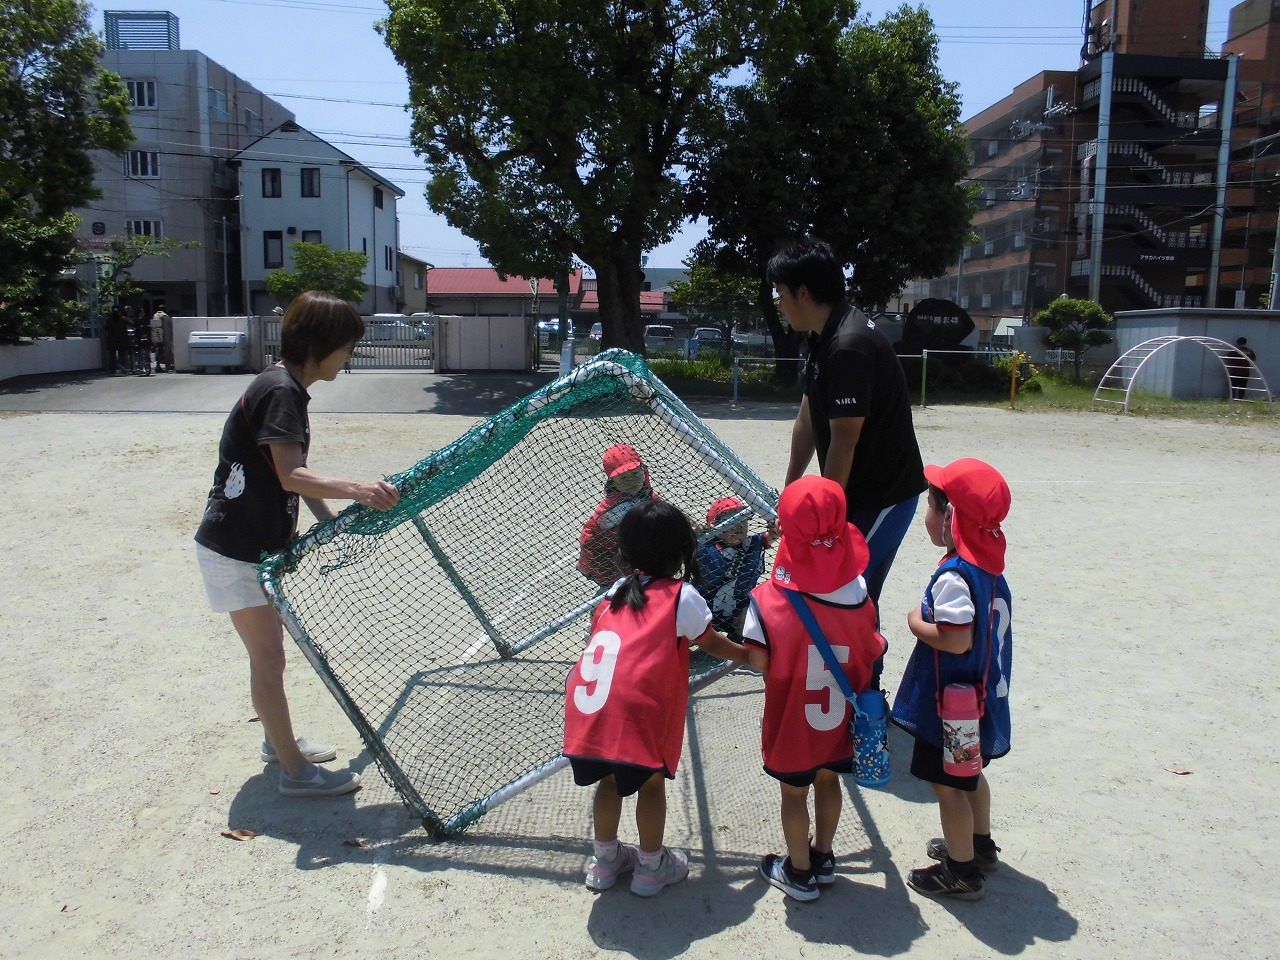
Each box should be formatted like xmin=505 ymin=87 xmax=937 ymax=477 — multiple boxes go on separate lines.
xmin=590 ymin=237 xmax=645 ymax=355
xmin=758 ymin=274 xmax=802 ymax=382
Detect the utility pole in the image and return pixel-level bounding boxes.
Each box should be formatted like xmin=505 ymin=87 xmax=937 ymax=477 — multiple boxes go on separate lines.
xmin=221 ymin=216 xmax=229 ymax=316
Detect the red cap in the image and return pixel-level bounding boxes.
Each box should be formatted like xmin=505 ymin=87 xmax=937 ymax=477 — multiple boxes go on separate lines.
xmin=771 ymin=476 xmax=869 ymax=593
xmin=602 ymin=443 xmax=643 ymax=478
xmin=923 ymin=458 xmax=1011 ymax=574
xmin=707 ymin=497 xmax=748 ymax=525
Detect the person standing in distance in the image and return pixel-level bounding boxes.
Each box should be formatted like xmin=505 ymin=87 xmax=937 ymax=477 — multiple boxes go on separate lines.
xmin=768 ymin=236 xmax=926 ymax=685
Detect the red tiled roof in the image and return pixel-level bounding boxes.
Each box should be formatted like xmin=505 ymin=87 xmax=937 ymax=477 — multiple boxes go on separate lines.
xmin=578 ymin=290 xmax=666 ymax=310
xmin=426 ymin=268 xmax=583 ymax=296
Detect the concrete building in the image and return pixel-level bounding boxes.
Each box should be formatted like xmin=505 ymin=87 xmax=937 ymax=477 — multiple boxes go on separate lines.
xmin=1223 ymin=0 xmax=1280 ymax=309
xmin=397 ymin=253 xmax=433 ymax=314
xmin=230 ymin=121 xmax=404 ymax=316
xmin=907 ymin=0 xmax=1269 ymax=321
xmin=75 ymin=10 xmax=293 ymax=318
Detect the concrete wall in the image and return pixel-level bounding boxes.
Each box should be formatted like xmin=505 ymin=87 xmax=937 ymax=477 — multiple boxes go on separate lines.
xmin=0 ymin=339 xmax=104 ymax=384
xmin=1114 ymin=307 xmax=1279 ymax=398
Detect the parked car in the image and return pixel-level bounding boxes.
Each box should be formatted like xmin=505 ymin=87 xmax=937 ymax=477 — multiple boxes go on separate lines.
xmin=689 ymin=326 xmax=726 ymax=356
xmin=536 ymin=319 xmax=561 ymax=347
xmin=643 ymin=324 xmax=678 ymax=353
xmin=589 ymin=322 xmax=603 ymax=341
xmin=366 ymin=316 xmax=416 ymax=341
xmin=410 ymin=313 xmax=434 ymax=340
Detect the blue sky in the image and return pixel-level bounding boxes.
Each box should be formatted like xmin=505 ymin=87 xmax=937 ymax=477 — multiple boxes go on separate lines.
xmin=93 ymin=1 xmax=1238 ymax=269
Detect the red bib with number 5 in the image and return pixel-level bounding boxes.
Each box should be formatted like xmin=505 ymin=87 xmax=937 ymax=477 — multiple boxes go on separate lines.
xmin=563 ymin=580 xmax=690 ymax=774
xmin=750 ymin=580 xmax=885 ymax=776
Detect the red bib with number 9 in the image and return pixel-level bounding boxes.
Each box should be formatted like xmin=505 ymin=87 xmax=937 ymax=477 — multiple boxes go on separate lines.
xmin=563 ymin=580 xmax=690 ymax=774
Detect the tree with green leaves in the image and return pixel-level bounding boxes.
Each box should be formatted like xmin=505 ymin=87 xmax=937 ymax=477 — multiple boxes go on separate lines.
xmin=686 ymin=6 xmax=973 ymax=359
xmin=381 ymin=0 xmax=856 ymax=353
xmin=93 ymin=234 xmax=200 ymax=324
xmin=264 ymin=241 xmax=369 ymax=306
xmin=666 ymin=262 xmax=758 ymax=339
xmin=1 ymin=0 xmax=133 ymax=343
xmin=1032 ymin=297 xmax=1114 ymax=379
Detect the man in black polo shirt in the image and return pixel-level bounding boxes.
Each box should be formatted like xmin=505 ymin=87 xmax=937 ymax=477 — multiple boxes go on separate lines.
xmin=769 ymin=236 xmax=926 ymax=681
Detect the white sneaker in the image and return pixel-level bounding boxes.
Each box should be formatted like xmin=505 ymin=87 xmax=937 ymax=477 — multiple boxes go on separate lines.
xmin=260 ymin=735 xmax=338 ymax=764
xmin=585 ymin=843 xmax=639 ymax=890
xmin=629 ymin=847 xmax=689 ymax=897
xmin=278 ymin=763 xmax=360 ymax=797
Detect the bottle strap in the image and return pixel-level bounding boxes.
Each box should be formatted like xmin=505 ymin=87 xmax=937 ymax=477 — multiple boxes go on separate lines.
xmin=934 ymin=583 xmax=996 ymax=716
xmin=783 ymin=590 xmax=859 ymax=709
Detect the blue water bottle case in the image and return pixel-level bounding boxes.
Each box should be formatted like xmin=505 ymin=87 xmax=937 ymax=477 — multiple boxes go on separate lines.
xmin=852 ymin=690 xmax=891 ymax=788
xmin=784 ymin=591 xmax=891 ymax=789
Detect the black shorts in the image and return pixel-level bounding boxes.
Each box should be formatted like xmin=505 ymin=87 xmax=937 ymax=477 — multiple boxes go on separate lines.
xmin=568 ymin=757 xmax=666 ymax=797
xmin=909 ymin=738 xmax=992 ymax=792
xmin=764 ymin=758 xmax=853 ymax=789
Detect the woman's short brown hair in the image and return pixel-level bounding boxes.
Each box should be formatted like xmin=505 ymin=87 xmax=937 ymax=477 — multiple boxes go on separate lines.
xmin=279 ymin=291 xmax=365 ymax=364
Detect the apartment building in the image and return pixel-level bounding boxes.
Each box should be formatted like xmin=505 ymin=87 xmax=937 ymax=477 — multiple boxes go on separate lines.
xmin=231 ymin=121 xmax=404 ymax=316
xmin=908 ymin=0 xmax=1267 ymax=320
xmin=75 ymin=11 xmax=293 ymax=318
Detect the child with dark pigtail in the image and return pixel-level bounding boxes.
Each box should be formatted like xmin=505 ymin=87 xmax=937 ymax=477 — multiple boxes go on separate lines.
xmin=563 ymin=499 xmax=749 ymax=896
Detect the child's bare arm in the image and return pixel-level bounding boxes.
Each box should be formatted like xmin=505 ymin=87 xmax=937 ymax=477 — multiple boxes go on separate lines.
xmin=746 ymin=645 xmax=769 ymax=675
xmin=906 ymin=606 xmax=974 ymax=654
xmin=694 ymin=626 xmax=749 ymax=665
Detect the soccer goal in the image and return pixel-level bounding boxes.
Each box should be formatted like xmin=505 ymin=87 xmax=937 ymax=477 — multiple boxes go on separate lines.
xmin=259 ymin=350 xmax=778 ymax=836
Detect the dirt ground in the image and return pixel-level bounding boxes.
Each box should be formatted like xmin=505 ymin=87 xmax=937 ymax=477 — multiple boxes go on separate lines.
xmin=1 ymin=371 xmax=1277 ymax=959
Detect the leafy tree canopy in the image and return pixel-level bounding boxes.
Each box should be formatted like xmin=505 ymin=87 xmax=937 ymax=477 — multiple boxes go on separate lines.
xmin=0 ymin=0 xmax=132 ymax=343
xmin=687 ymin=6 xmax=974 ymax=357
xmin=381 ymin=0 xmax=856 ymax=352
xmin=666 ymin=261 xmax=758 ymax=332
xmin=264 ymin=241 xmax=369 ymax=305
xmin=93 ymin=235 xmax=200 ymax=322
xmin=1032 ymin=296 xmax=1114 ymax=379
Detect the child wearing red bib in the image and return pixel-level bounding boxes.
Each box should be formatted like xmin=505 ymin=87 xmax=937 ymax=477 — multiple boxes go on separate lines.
xmin=742 ymin=476 xmax=886 ymax=901
xmin=564 ymin=499 xmax=748 ymax=896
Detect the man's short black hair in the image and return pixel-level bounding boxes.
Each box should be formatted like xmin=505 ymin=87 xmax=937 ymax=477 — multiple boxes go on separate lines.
xmin=765 ymin=236 xmax=847 ymax=306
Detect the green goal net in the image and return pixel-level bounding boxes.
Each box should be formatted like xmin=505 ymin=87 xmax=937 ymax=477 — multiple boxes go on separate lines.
xmin=260 ymin=349 xmax=778 ymax=836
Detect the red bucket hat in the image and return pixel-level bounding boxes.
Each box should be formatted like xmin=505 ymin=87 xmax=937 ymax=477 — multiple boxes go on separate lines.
xmin=771 ymin=476 xmax=869 ymax=593
xmin=923 ymin=458 xmax=1011 ymax=574
xmin=602 ymin=443 xmax=644 ymax=477
xmin=707 ymin=496 xmax=748 ymax=525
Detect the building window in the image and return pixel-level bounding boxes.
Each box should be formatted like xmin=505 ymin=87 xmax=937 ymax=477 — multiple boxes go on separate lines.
xmin=1011 ymin=289 xmax=1023 ymax=307
xmin=384 ymin=245 xmax=393 ymax=271
xmin=983 ymin=240 xmax=994 ymax=256
xmin=126 ymin=219 xmax=162 ymax=238
xmin=413 ymin=270 xmax=423 ymax=290
xmin=362 ymin=238 xmax=367 ymax=253
xmin=961 ymin=244 xmax=971 ymax=260
xmin=126 ymin=150 xmax=160 ymax=178
xmin=1013 ymin=231 xmax=1027 ymax=250
xmin=126 ymin=79 xmax=156 ymax=108
xmin=981 ymin=293 xmax=992 ymax=308
xmin=207 ymin=87 xmax=229 ymax=122
xmin=301 ymin=168 xmax=321 ymax=198
xmin=264 ymin=231 xmax=284 ymax=269
xmin=374 ymin=187 xmax=384 ymax=209
xmin=301 ymin=230 xmax=322 ymax=244
xmin=262 ymin=168 xmax=281 ymax=198
xmin=987 ymin=139 xmax=998 ymax=157
xmin=244 ymin=107 xmax=260 ymax=137
xmin=213 ymin=220 xmax=226 ymax=253
xmin=959 ymin=295 xmax=970 ymax=309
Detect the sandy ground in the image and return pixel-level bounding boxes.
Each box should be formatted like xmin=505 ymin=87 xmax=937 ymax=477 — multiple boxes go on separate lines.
xmin=1 ymin=371 xmax=1278 ymax=959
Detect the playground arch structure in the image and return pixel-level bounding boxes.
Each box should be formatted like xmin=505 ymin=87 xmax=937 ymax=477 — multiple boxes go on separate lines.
xmin=1094 ymin=336 xmax=1274 ymax=413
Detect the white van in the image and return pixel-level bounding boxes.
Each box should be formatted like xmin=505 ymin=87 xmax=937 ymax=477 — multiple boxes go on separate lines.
xmin=365 ymin=314 xmax=415 ymax=341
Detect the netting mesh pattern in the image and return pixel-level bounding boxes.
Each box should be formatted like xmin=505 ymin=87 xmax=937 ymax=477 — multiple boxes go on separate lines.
xmin=260 ymin=350 xmax=778 ymax=835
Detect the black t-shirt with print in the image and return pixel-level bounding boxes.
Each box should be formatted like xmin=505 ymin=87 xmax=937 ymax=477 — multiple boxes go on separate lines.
xmin=805 ymin=301 xmax=926 ymax=512
xmin=195 ymin=365 xmax=311 ymax=563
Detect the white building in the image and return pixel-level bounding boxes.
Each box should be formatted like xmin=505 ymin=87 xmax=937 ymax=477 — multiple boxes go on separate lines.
xmin=75 ymin=10 xmax=294 ymax=318
xmin=232 ymin=122 xmax=404 ymax=316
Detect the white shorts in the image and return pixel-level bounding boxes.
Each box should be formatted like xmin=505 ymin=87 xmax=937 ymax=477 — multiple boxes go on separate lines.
xmin=196 ymin=542 xmax=270 ymax=613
